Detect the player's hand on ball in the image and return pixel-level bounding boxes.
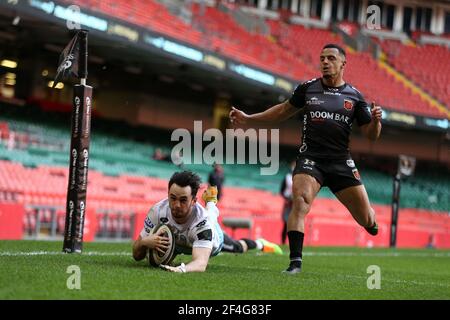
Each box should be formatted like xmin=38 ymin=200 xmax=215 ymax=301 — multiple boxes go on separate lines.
xmin=229 ymin=106 xmax=248 ymax=125
xmin=154 ymin=228 xmax=171 ymax=254
xmin=141 ymin=229 xmax=170 ymax=254
xmin=371 ymin=101 xmax=382 ymax=123
xmin=160 ymin=263 xmax=186 ymax=273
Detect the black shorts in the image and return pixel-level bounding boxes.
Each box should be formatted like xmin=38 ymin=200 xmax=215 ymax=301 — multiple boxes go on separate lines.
xmin=293 ymin=156 xmax=362 ymax=193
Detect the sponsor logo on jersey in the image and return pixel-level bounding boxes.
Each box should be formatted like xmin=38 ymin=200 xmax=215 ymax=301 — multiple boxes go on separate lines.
xmin=306 ymin=97 xmax=325 ymax=105
xmin=324 ymin=87 xmax=341 ymax=96
xmin=310 ymin=111 xmax=350 ymax=124
xmin=346 ymin=160 xmax=355 ymax=168
xmin=160 ymin=217 xmax=169 ymax=224
xmin=144 ymin=218 xmax=154 ymax=229
xmin=299 ymin=115 xmax=308 ymax=153
xmin=304 ymin=159 xmax=316 ymax=166
xmin=195 ymin=219 xmax=207 ymax=228
xmin=352 ymin=168 xmax=361 ymax=180
xmin=324 ymin=91 xmax=341 ymax=96
xmin=344 ymin=99 xmax=354 ymax=111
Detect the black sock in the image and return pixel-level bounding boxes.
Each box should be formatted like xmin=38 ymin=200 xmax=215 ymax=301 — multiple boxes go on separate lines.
xmin=288 ymin=231 xmax=304 ymax=266
xmin=365 ymin=221 xmax=377 ymax=229
xmin=241 ymin=238 xmax=257 ymax=250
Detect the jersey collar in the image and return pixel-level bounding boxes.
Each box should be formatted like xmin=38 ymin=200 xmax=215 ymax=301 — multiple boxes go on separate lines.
xmin=320 ymin=78 xmax=347 ymax=92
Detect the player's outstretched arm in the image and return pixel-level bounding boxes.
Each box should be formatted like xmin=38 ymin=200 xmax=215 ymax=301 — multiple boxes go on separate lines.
xmin=361 ymin=101 xmax=382 ymax=141
xmin=160 ymin=247 xmax=212 ymax=273
xmin=185 ymin=247 xmax=212 ymax=272
xmin=229 ymin=100 xmax=300 ymax=126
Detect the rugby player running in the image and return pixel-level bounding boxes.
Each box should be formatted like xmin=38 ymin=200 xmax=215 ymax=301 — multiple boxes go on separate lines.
xmin=229 ymin=44 xmax=382 ymax=274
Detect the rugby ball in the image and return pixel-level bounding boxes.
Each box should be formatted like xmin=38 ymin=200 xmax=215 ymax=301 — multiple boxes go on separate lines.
xmin=148 ymin=224 xmax=176 ymax=267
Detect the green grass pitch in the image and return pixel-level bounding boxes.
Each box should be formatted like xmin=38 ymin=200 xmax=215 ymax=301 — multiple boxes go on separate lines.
xmin=1 ymin=240 xmax=449 ymax=299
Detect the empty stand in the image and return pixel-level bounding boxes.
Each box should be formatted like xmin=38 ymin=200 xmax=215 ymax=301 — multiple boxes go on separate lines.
xmin=379 ymin=40 xmax=450 ymax=109
xmin=190 ymin=3 xmax=316 ymax=79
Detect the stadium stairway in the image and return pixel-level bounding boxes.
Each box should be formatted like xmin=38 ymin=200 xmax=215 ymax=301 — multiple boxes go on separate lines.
xmin=376 ymin=39 xmax=450 ymax=110
xmin=378 ymin=61 xmax=450 ymax=118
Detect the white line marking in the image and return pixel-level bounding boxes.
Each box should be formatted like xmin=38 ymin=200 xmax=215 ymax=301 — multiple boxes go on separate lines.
xmin=0 ymin=251 xmax=132 ymax=257
xmin=0 ymin=251 xmax=449 ymax=258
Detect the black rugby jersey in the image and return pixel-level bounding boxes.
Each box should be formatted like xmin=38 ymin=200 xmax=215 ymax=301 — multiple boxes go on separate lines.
xmin=289 ymin=78 xmax=372 ymax=159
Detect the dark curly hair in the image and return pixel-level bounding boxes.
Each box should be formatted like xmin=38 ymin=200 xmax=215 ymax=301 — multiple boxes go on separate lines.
xmin=168 ymin=171 xmax=201 ymax=197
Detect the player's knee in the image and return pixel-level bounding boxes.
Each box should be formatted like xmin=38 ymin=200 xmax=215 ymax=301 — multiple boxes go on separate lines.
xmin=292 ymin=193 xmax=312 ymax=217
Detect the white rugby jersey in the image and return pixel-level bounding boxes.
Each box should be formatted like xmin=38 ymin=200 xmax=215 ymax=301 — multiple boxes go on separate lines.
xmin=140 ymin=198 xmax=222 ymax=255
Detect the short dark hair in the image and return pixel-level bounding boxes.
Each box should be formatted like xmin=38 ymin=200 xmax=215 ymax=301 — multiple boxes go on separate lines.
xmin=322 ymin=43 xmax=346 ymax=57
xmin=168 ymin=171 xmax=201 ymax=197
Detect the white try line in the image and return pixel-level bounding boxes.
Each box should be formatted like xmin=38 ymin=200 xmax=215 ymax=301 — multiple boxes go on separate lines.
xmin=0 ymin=251 xmax=132 ymax=257
xmin=0 ymin=251 xmax=449 ymax=257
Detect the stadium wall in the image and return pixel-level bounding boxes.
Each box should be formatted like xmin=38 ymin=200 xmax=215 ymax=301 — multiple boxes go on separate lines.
xmin=0 ymin=203 xmax=24 ymax=240
xmin=129 ymin=198 xmax=450 ymax=249
xmin=4 ymin=200 xmax=447 ymax=248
